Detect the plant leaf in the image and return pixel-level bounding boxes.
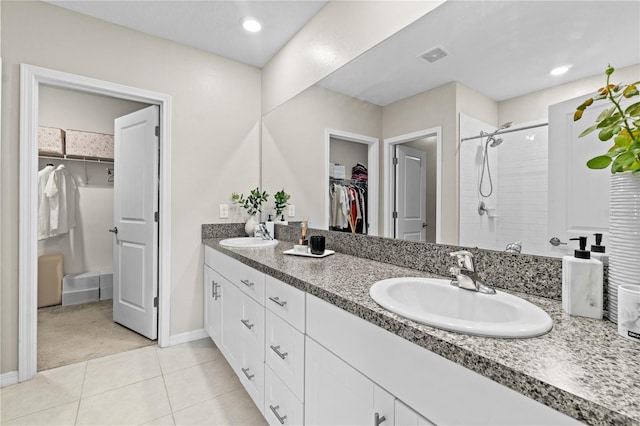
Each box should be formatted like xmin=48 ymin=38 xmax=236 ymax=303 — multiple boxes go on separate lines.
xmin=625 ymin=101 xmax=640 ymax=117
xmin=614 ymin=135 xmax=632 ymax=148
xmin=615 ymin=151 xmax=636 ymax=167
xmin=587 ymin=155 xmax=612 ymax=169
xmin=598 ymin=127 xmax=614 ymax=141
xmin=596 ymin=106 xmax=615 ymax=122
xmin=597 ymin=114 xmax=621 ymax=128
xmin=578 ymin=124 xmax=598 ymax=137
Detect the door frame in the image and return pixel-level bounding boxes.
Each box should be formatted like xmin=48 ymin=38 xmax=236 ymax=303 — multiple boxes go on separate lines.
xmin=19 ymin=64 xmax=172 ymax=381
xmin=324 ymin=129 xmax=379 ymax=235
xmin=383 ymin=127 xmax=442 ymax=241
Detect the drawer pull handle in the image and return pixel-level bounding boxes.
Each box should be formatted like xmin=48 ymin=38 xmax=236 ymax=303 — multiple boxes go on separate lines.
xmin=241 ymin=367 xmax=254 ymax=380
xmin=211 ymin=281 xmax=220 ymax=300
xmin=240 ymin=319 xmax=254 ymax=329
xmin=270 ymin=345 xmax=288 ymax=360
xmin=240 ymin=279 xmax=254 ymax=287
xmin=374 ymin=413 xmax=386 ymax=426
xmin=269 ymin=296 xmax=287 ymax=307
xmin=269 ymin=405 xmax=287 ymax=424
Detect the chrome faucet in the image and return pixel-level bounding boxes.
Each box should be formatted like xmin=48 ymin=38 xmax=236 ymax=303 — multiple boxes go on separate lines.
xmin=255 ymin=223 xmax=273 ymax=240
xmin=449 ymin=250 xmax=496 ymax=295
xmin=505 ymin=241 xmax=522 ymax=254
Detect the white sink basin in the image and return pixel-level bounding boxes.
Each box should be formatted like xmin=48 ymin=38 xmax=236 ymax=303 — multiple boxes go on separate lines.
xmin=219 ymin=237 xmax=279 ymax=248
xmin=369 ymin=277 xmax=552 ymax=338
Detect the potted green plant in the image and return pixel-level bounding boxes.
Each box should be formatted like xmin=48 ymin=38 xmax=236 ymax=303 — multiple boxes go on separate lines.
xmin=232 ymin=187 xmax=269 ymax=235
xmin=574 ymin=65 xmax=640 ymax=323
xmin=273 ymin=189 xmax=291 ymax=222
xmin=574 ymin=65 xmax=639 ymax=172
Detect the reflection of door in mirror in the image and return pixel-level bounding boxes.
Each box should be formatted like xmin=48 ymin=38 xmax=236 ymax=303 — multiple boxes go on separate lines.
xmin=395 ymin=144 xmax=428 ymax=242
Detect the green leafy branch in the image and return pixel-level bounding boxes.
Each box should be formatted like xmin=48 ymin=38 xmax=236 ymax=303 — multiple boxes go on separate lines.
xmin=232 ymin=187 xmax=269 ymax=216
xmin=574 ymin=65 xmax=640 ymax=173
xmin=273 ymin=189 xmax=291 ymax=217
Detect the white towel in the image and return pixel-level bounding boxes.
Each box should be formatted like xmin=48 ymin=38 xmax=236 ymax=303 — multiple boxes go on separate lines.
xmin=45 ymin=165 xmax=78 ymax=236
xmin=38 ymin=165 xmax=55 ymax=240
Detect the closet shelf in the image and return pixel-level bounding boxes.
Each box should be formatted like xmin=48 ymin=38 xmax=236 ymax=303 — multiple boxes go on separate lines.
xmin=39 ymin=155 xmax=114 ymax=164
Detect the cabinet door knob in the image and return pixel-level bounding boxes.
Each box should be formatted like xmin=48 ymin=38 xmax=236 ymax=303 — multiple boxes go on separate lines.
xmin=240 ymin=319 xmax=254 ymax=329
xmin=269 ymin=296 xmax=287 ymax=307
xmin=270 ymin=345 xmax=288 ymax=360
xmin=269 ymin=405 xmax=288 ymax=424
xmin=374 ymin=412 xmax=386 ymax=426
xmin=240 ymin=279 xmax=254 ymax=287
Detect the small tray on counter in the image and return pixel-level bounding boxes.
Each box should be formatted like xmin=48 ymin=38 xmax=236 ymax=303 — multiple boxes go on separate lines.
xmin=283 ymin=249 xmax=335 ymax=258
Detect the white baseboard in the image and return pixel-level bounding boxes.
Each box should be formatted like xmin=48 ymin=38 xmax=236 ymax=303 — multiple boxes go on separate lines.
xmin=1 ymin=371 xmax=19 ymax=388
xmin=168 ymin=328 xmax=208 ymax=346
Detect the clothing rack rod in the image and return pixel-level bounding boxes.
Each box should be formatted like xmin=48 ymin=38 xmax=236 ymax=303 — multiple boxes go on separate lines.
xmin=330 ymin=177 xmax=367 ymax=184
xmin=39 ymin=155 xmax=114 ymax=164
xmin=460 ymin=122 xmax=548 ymax=143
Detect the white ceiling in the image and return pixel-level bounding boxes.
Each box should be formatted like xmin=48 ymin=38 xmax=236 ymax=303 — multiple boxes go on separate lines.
xmin=45 ymin=1 xmax=640 ymax=103
xmin=319 ymin=1 xmax=640 ymax=105
xmin=47 ymin=0 xmax=327 ymax=68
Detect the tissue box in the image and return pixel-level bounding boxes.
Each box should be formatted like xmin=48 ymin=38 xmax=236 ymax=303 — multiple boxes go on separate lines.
xmin=66 ymin=129 xmax=114 ymax=161
xmin=62 ymin=272 xmax=100 ymax=305
xmin=38 ymin=126 xmax=65 ymax=157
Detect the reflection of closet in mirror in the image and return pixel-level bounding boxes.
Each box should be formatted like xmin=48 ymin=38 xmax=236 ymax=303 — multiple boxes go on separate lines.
xmin=326 ymin=130 xmax=379 ymax=235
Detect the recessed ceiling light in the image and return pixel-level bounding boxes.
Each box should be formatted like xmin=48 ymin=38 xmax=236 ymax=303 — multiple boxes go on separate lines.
xmin=550 ymin=66 xmax=570 ymax=76
xmin=242 ymin=17 xmax=262 ymax=33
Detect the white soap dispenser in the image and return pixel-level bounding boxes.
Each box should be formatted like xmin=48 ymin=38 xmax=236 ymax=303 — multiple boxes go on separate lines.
xmin=562 ymin=236 xmax=603 ymax=319
xmin=265 ymin=215 xmax=275 ymax=239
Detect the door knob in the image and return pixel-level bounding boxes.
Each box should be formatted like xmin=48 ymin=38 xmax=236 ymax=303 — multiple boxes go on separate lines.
xmin=422 ymin=223 xmax=428 ymax=228
xmin=109 ymin=227 xmax=118 ymax=234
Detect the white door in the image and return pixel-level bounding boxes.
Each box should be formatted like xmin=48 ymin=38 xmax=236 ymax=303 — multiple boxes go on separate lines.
xmin=113 ymin=105 xmax=159 ymax=339
xmin=548 ymin=96 xmax=612 ymax=257
xmin=396 ymin=144 xmax=427 ymax=241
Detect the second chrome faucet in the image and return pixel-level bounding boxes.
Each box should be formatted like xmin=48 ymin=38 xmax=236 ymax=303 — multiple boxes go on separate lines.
xmin=449 ymin=250 xmax=496 ymax=295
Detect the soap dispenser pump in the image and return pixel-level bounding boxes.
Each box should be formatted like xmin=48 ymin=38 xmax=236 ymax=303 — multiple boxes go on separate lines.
xmin=562 ymin=236 xmax=603 ymax=319
xmin=590 ymin=233 xmax=608 ymax=265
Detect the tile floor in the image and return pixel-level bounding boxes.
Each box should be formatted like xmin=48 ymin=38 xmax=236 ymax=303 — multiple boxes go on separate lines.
xmin=0 ymin=339 xmax=267 ymax=425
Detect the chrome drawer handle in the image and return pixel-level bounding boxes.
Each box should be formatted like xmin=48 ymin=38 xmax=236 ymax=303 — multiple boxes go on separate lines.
xmin=212 ymin=281 xmax=220 ymax=300
xmin=269 ymin=405 xmax=287 ymax=424
xmin=270 ymin=345 xmax=288 ymax=360
xmin=240 ymin=319 xmax=254 ymax=329
xmin=269 ymin=296 xmax=287 ymax=307
xmin=241 ymin=367 xmax=254 ymax=380
xmin=375 ymin=412 xmax=386 ymax=426
xmin=240 ymin=279 xmax=254 ymax=287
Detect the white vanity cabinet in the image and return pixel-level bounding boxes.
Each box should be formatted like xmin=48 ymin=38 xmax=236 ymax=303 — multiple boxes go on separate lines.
xmin=204 ymin=245 xmax=581 ymax=426
xmin=305 ymin=336 xmax=394 ymax=426
xmin=203 ymin=246 xmax=266 ymax=412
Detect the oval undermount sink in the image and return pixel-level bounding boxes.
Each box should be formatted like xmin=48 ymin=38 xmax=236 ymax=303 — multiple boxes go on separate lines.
xmin=370 ymin=277 xmax=552 ymax=338
xmin=219 ymin=237 xmax=279 ymax=248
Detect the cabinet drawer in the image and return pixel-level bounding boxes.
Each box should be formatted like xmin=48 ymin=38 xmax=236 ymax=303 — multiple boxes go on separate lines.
xmin=265 ymin=310 xmax=305 ymax=399
xmin=264 ymin=365 xmax=304 ymax=426
xmin=223 ymin=256 xmax=265 ymax=305
xmin=239 ymin=292 xmax=265 ymax=357
xmin=237 ymin=348 xmax=265 ymax=416
xmin=265 ymin=276 xmax=306 ymax=332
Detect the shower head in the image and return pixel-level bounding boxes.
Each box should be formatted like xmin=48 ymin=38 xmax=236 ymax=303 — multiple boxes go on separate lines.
xmin=490 ymin=137 xmax=503 ymax=148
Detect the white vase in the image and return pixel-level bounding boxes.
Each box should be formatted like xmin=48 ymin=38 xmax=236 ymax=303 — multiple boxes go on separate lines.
xmin=608 ymin=172 xmax=640 ymax=323
xmin=245 ymin=215 xmax=258 ymax=236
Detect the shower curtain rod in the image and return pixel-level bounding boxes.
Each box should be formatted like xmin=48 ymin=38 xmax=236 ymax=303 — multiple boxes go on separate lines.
xmin=460 ymin=122 xmax=548 ymax=143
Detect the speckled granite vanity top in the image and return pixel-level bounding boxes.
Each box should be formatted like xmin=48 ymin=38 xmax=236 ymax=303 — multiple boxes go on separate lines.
xmin=203 ymin=238 xmax=640 ymax=426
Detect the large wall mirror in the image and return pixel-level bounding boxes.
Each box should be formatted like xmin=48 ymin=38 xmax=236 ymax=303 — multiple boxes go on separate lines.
xmin=261 ymin=0 xmax=640 ymax=257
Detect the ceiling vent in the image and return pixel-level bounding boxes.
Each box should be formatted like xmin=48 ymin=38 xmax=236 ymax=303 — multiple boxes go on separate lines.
xmin=418 ymin=46 xmax=450 ymax=63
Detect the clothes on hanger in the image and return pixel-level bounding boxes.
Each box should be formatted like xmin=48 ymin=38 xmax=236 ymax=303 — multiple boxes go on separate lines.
xmin=39 ymin=164 xmax=78 ymax=239
xmin=329 ymin=179 xmax=368 ymax=234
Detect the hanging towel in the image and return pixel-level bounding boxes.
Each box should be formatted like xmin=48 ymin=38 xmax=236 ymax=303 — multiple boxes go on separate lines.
xmin=45 ymin=165 xmax=78 ymax=236
xmin=38 ymin=165 xmax=55 ymax=240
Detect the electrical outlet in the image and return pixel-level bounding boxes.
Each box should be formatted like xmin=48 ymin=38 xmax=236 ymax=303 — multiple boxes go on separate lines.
xmin=219 ymin=204 xmax=229 ymax=219
xmin=288 ymin=204 xmax=295 ymax=217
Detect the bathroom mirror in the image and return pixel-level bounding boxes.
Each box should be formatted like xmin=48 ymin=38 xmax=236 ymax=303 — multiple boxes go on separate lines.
xmin=261 ymin=0 xmax=640 ymax=257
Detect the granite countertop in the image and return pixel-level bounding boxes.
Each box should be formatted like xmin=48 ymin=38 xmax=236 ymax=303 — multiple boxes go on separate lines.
xmin=203 ymin=238 xmax=640 ymax=426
